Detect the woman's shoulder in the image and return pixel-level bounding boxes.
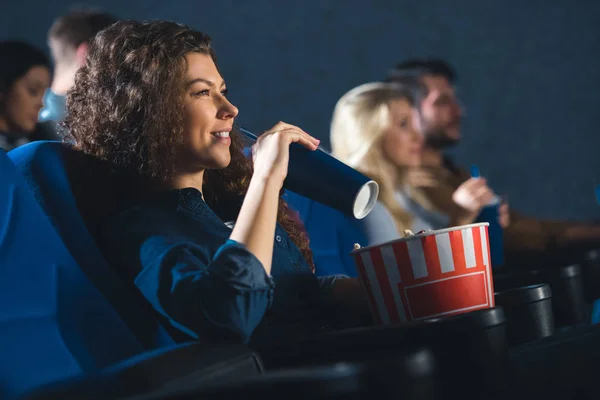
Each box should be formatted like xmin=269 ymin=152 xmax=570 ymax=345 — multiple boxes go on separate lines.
xmin=105 ymin=187 xmax=229 ymax=245
xmin=0 ymin=131 xmax=29 ymax=151
xmin=111 ymin=201 xmax=177 ymax=229
xmin=105 ymin=196 xmax=182 ymax=244
xmin=364 ymin=201 xmax=395 ymax=221
xmin=360 ymin=201 xmax=398 ymax=231
xmin=356 ymin=201 xmax=402 ymax=246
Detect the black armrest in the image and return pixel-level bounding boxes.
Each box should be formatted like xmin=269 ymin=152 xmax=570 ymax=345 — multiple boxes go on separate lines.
xmin=127 ymin=349 xmax=437 ymax=400
xmin=505 ymin=242 xmax=600 ymax=271
xmin=256 ymin=308 xmax=510 ymax=397
xmin=510 ymin=323 xmax=600 ymax=398
xmin=21 ymin=342 xmax=263 ymax=400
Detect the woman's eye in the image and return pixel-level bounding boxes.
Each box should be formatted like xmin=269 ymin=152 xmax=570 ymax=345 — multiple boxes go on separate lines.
xmin=221 ymin=88 xmax=229 ymax=97
xmin=399 ymin=119 xmax=409 ymax=128
xmin=192 ymin=89 xmax=210 ymax=97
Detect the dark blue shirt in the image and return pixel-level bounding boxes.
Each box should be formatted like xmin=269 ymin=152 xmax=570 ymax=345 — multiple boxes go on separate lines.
xmin=104 ymin=187 xmax=341 ymax=346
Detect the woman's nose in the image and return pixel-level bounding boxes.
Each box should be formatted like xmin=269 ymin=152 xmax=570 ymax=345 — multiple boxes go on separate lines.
xmin=35 ymin=95 xmax=45 ymax=109
xmin=414 ymin=130 xmax=424 ymax=145
xmin=218 ymin=99 xmax=239 ymax=119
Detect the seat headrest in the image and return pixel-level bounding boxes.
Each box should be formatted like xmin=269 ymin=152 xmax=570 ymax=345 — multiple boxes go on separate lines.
xmin=9 ymin=141 xmax=136 ymax=239
xmin=9 ymin=141 xmax=176 ymax=349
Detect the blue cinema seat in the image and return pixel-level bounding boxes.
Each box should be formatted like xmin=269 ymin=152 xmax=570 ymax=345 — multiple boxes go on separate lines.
xmin=2 ymin=144 xmax=263 ymax=399
xmin=0 ymin=148 xmax=146 ymax=397
xmin=284 ymin=191 xmax=367 ymax=278
xmin=9 ymin=141 xmax=174 ymax=348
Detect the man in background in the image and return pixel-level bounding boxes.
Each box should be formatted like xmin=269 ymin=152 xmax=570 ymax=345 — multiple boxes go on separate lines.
xmin=387 ymin=59 xmax=600 ymax=266
xmin=39 ymin=9 xmax=117 ymax=124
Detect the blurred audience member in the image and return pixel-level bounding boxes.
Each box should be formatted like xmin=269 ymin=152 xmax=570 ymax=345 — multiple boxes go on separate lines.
xmin=330 ymin=82 xmax=506 ymax=245
xmin=0 ymin=41 xmax=52 ymax=151
xmin=387 ymin=59 xmax=600 ymax=263
xmin=39 ymin=9 xmax=117 ymax=124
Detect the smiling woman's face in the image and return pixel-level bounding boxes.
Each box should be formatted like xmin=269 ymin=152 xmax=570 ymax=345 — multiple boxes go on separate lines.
xmin=178 ymin=52 xmax=239 ymax=172
xmin=0 ymin=65 xmax=50 ymax=134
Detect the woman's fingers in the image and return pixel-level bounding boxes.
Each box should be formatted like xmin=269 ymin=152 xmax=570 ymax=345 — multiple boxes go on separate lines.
xmin=473 ymin=185 xmax=493 ymax=203
xmin=261 ymin=122 xmax=319 ymax=146
xmin=251 ymin=122 xmax=320 ymax=182
xmin=275 ymin=128 xmax=320 ymax=150
xmin=459 ymin=177 xmax=487 ymax=194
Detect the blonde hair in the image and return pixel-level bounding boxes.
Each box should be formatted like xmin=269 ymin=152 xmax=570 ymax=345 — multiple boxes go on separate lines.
xmin=330 ymin=82 xmax=419 ymax=232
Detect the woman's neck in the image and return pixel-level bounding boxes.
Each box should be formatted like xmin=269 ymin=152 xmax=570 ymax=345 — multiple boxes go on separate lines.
xmin=0 ymin=116 xmax=25 ymax=137
xmin=421 ymin=147 xmax=445 ymax=168
xmin=0 ymin=116 xmax=9 ymax=133
xmin=168 ymin=170 xmax=205 ymax=193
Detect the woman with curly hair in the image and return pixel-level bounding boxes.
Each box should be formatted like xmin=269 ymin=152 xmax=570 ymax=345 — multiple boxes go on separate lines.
xmin=65 ymin=20 xmax=369 ymax=346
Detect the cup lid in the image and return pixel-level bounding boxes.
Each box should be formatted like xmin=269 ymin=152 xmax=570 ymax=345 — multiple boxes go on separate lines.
xmin=421 ymin=306 xmax=507 ymax=331
xmin=495 ymin=283 xmax=552 ymax=306
xmin=585 ymin=249 xmax=600 ymax=262
xmin=352 ymin=180 xmax=379 ymax=219
xmin=549 ymin=264 xmax=581 ymax=279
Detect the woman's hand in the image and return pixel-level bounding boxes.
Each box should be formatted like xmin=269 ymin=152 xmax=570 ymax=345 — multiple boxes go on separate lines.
xmin=251 ymin=121 xmax=320 ymax=186
xmin=231 ymin=121 xmax=319 ymax=274
xmin=451 ymin=178 xmax=496 ymax=225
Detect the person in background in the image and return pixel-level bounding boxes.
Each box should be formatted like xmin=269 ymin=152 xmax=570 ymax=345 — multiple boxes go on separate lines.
xmin=39 ymin=9 xmax=117 ymax=124
xmin=0 ymin=41 xmax=52 ymax=151
xmin=387 ymin=59 xmax=600 ymax=265
xmin=64 ymin=20 xmax=370 ymax=346
xmin=330 ymin=82 xmax=508 ymax=245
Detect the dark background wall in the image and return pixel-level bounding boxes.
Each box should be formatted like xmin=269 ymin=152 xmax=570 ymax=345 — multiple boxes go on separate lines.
xmin=2 ymin=0 xmax=599 ymax=221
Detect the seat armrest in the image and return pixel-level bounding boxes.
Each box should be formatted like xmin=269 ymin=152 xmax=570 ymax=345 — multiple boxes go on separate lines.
xmin=21 ymin=343 xmax=263 ymax=400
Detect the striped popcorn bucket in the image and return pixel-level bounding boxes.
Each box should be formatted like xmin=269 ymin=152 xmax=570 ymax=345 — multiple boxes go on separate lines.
xmin=351 ymin=223 xmax=495 ymax=325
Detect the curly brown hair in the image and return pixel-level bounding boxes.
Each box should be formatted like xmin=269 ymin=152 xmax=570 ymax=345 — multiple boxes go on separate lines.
xmin=64 ymin=20 xmax=314 ymax=270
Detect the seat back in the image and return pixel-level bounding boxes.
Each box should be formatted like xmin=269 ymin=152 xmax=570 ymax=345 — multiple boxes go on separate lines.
xmin=284 ymin=191 xmax=366 ymax=277
xmin=0 ymin=149 xmax=146 ymax=399
xmin=8 ymin=142 xmax=174 ymax=349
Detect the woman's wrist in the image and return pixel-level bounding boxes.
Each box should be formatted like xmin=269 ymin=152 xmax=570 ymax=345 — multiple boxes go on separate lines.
xmin=248 ymin=173 xmax=283 ymax=199
xmin=230 ymin=173 xmax=282 ymax=274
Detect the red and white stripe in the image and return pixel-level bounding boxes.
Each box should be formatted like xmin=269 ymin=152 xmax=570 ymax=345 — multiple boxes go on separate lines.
xmin=354 ymin=225 xmax=495 ymax=325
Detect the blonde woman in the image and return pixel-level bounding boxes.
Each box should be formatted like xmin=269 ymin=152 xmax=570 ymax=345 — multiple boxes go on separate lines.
xmin=331 ymin=82 xmax=506 ymax=245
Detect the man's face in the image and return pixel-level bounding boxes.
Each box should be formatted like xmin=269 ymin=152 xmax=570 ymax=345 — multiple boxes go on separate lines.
xmin=419 ymin=75 xmax=463 ymax=149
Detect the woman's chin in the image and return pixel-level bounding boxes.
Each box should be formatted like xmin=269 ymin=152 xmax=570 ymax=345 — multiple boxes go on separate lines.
xmin=208 ymin=155 xmax=232 ymax=170
xmin=407 ymin=159 xmax=421 ymax=168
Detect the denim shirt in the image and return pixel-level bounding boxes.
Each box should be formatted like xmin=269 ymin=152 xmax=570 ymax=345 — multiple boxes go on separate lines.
xmin=104 ymin=188 xmax=340 ymax=346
